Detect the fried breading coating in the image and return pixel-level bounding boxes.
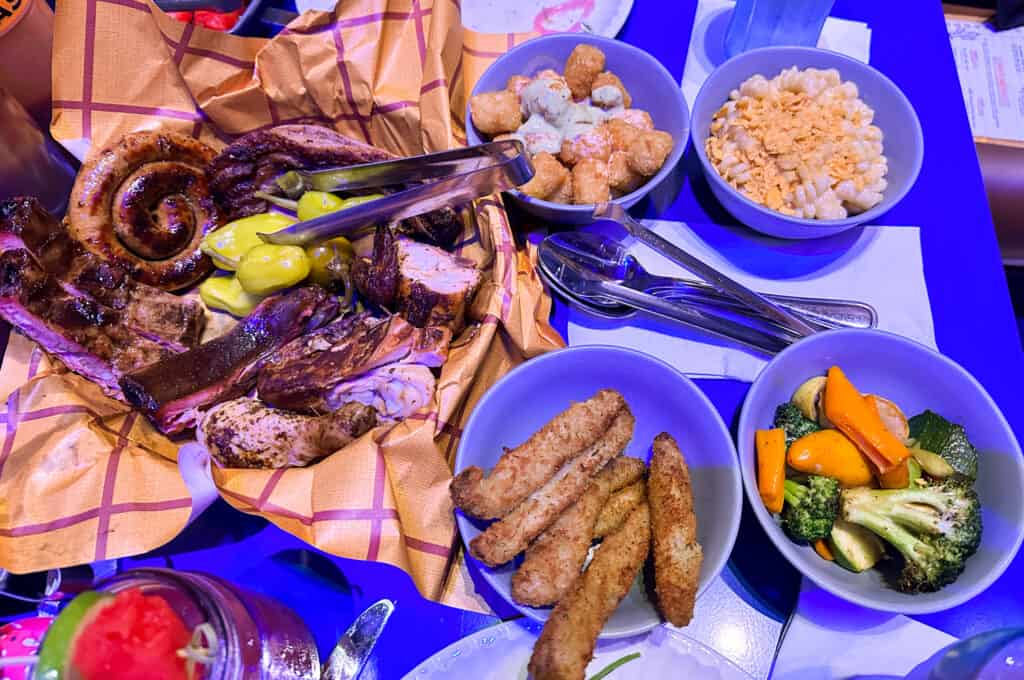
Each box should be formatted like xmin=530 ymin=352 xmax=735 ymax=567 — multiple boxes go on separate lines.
xmin=469 ymin=408 xmax=635 ymax=567
xmin=608 ymin=151 xmax=644 ymax=195
xmin=470 ymin=90 xmax=522 ymax=135
xmin=519 ymin=152 xmax=570 ymax=200
xmin=593 ymin=478 xmax=646 ymax=539
xmin=627 ymin=129 xmax=674 ymax=177
xmin=605 ymin=118 xmax=641 ymax=153
xmin=559 ymin=125 xmax=612 ymax=166
xmin=610 ymin=108 xmax=654 ymax=130
xmin=512 ymin=456 xmax=645 ymax=607
xmin=506 ymin=74 xmax=531 ymax=97
xmin=564 ymin=44 xmax=606 ymax=100
xmin=591 ymin=71 xmax=632 ymax=108
xmin=571 ymin=158 xmax=611 ymax=205
xmin=450 ymin=389 xmax=626 ymax=519
xmin=649 ymin=432 xmax=702 ymax=627
xmin=549 ymin=171 xmax=574 ymax=204
xmin=528 ymin=502 xmax=651 ymax=680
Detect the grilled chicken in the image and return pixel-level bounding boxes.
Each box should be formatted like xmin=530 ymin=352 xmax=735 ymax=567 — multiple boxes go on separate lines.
xmin=354 ymin=226 xmax=482 ymax=331
xmin=198 ymin=397 xmax=377 ymax=468
xmin=258 ymin=312 xmax=449 ymax=413
xmin=325 ymin=364 xmax=436 ymax=423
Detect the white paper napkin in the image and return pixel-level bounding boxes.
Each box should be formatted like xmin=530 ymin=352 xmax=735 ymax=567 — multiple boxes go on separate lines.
xmin=680 ymin=0 xmax=873 ymax=111
xmin=563 ymin=219 xmax=936 ymax=381
xmin=772 ymin=579 xmax=956 ymax=679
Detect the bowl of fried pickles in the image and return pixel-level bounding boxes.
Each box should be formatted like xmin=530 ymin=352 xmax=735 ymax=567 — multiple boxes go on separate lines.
xmin=449 ymin=345 xmax=742 ymax=670
xmin=467 ymin=34 xmax=690 ymax=224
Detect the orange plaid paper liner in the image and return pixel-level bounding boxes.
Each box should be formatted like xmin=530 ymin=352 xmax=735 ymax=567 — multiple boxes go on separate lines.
xmin=0 ymin=0 xmax=562 ymax=612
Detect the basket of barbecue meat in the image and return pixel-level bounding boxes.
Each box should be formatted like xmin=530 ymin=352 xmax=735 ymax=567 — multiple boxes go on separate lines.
xmin=0 ymin=0 xmax=561 ymax=607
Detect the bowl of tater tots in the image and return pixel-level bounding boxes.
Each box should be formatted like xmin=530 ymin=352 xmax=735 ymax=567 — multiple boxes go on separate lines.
xmin=467 ymin=34 xmax=690 ymax=224
xmin=692 ymin=46 xmax=923 ymax=239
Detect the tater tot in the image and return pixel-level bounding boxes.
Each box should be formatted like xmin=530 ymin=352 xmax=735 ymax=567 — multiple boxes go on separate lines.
xmin=605 ymin=118 xmax=642 ymax=153
xmin=506 ymin=75 xmax=531 ymax=97
xmin=627 ymin=129 xmax=674 ymax=176
xmin=519 ymin=152 xmax=570 ymax=199
xmin=548 ymin=172 xmax=574 ymax=204
xmin=572 ymin=158 xmax=611 ymax=204
xmin=564 ymin=44 xmax=606 ymax=100
xmin=608 ymin=151 xmax=644 ymax=194
xmin=535 ymin=69 xmax=569 ymax=88
xmin=559 ymin=124 xmax=612 ymax=166
xmin=470 ymin=90 xmax=522 ymax=134
xmin=612 ymin=108 xmax=654 ymax=130
xmin=591 ymin=71 xmax=632 ymax=108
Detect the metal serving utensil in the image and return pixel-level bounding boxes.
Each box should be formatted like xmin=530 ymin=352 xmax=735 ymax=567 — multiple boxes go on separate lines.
xmin=260 ymin=140 xmax=533 ymax=247
xmin=548 ymin=231 xmax=878 ymax=330
xmin=592 ymin=202 xmax=820 ymax=338
xmin=321 ymin=599 xmax=395 ymax=680
xmin=538 ymin=238 xmax=794 ymax=356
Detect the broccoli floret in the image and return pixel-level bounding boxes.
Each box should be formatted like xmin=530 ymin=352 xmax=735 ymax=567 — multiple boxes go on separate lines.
xmin=840 ymin=479 xmax=982 ymax=593
xmin=781 ymin=476 xmax=840 ymax=542
xmin=773 ymin=402 xmax=820 ymax=447
xmin=908 ymin=410 xmax=978 ymax=480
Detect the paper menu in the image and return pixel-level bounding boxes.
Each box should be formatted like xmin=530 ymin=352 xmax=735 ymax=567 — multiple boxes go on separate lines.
xmin=947 ymin=18 xmax=1024 ymax=143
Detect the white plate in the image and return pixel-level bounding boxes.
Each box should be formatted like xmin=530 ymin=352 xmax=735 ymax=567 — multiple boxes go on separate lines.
xmin=404 ymin=619 xmax=754 ymax=679
xmin=461 ymin=0 xmax=634 ymax=37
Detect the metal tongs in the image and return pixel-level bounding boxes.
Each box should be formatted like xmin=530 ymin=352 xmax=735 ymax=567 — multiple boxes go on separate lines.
xmin=259 ymin=140 xmax=533 ymax=247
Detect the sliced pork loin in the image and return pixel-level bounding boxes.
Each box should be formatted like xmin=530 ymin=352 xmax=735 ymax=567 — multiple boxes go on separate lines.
xmin=257 ymin=311 xmax=450 ymax=412
xmin=0 ymin=250 xmax=176 ymax=399
xmin=0 ymin=198 xmax=204 ymax=349
xmin=198 ymin=397 xmax=377 ymax=468
xmin=121 ymin=286 xmax=339 ymax=434
xmin=354 ymin=226 xmax=482 ymax=331
xmin=207 ymin=124 xmax=464 ymax=247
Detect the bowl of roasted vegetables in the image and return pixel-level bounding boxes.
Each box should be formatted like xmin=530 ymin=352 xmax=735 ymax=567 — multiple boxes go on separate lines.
xmin=738 ymin=329 xmax=1024 ymax=613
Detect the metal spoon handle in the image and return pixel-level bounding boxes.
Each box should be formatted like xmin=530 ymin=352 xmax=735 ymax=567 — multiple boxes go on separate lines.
xmin=594 ymin=203 xmax=819 ymax=337
xmin=639 ymin=280 xmax=877 ymax=330
xmin=596 ymin=280 xmax=792 ymax=356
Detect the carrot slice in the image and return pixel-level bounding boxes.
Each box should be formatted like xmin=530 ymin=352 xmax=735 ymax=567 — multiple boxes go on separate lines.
xmin=814 ymin=538 xmax=835 ymax=561
xmin=756 ymin=429 xmax=786 ymax=514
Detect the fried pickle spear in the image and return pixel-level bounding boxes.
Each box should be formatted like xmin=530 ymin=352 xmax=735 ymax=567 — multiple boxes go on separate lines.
xmin=450 ymin=389 xmax=626 ymax=519
xmin=593 ymin=479 xmax=646 ymax=539
xmin=512 ymin=456 xmax=645 ymax=607
xmin=649 ymin=432 xmax=703 ymax=627
xmin=469 ymin=408 xmax=635 ymax=567
xmin=528 ymin=502 xmax=651 ymax=680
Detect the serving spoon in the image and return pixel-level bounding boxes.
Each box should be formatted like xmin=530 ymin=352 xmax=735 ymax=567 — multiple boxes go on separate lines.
xmin=547 ymin=231 xmax=878 ymax=330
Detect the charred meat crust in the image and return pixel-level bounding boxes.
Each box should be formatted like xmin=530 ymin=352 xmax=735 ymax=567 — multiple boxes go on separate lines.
xmin=206 ymin=124 xmax=464 ymax=247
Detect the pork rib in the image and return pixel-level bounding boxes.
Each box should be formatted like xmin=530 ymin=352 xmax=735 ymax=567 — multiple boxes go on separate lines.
xmin=257 ymin=311 xmax=450 ymax=412
xmin=120 ymin=286 xmax=339 ymax=434
xmin=353 ymin=226 xmax=482 ymax=331
xmin=198 ymin=397 xmax=377 ymax=468
xmin=0 ymin=250 xmax=177 ymax=399
xmin=206 ymin=125 xmax=464 ymax=247
xmin=0 ymin=198 xmax=204 ymax=349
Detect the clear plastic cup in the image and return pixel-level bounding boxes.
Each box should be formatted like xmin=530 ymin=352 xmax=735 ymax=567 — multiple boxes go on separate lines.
xmin=723 ymin=0 xmax=836 ymax=59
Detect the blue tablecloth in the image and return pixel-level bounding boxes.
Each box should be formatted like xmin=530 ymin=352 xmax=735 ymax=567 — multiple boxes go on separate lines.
xmin=121 ymin=1 xmax=1024 ymax=678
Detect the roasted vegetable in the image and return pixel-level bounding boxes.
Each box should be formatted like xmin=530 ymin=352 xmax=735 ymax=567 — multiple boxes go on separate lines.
xmin=908 ymin=410 xmax=978 ymax=481
xmin=199 ymin=275 xmax=262 ymax=317
xmin=866 ymin=394 xmax=909 ymax=442
xmin=877 ymin=458 xmax=911 ymax=489
xmin=792 ymin=376 xmax=827 ymax=422
xmin=236 ymin=244 xmax=311 ymax=296
xmin=756 ymin=428 xmax=787 ymax=514
xmin=829 ymin=518 xmax=886 ymax=573
xmin=907 ymin=457 xmax=923 ymax=486
xmin=787 ymin=429 xmax=874 ymax=488
xmin=781 ymin=475 xmax=840 ymax=542
xmin=909 ymin=444 xmax=957 ymax=479
xmin=814 ymin=538 xmax=835 ymax=561
xmin=840 ymin=479 xmax=982 ymax=593
xmin=773 ymin=402 xmax=821 ymax=448
xmin=200 ymin=213 xmax=296 ymax=270
xmin=823 ymin=366 xmax=909 ymax=473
